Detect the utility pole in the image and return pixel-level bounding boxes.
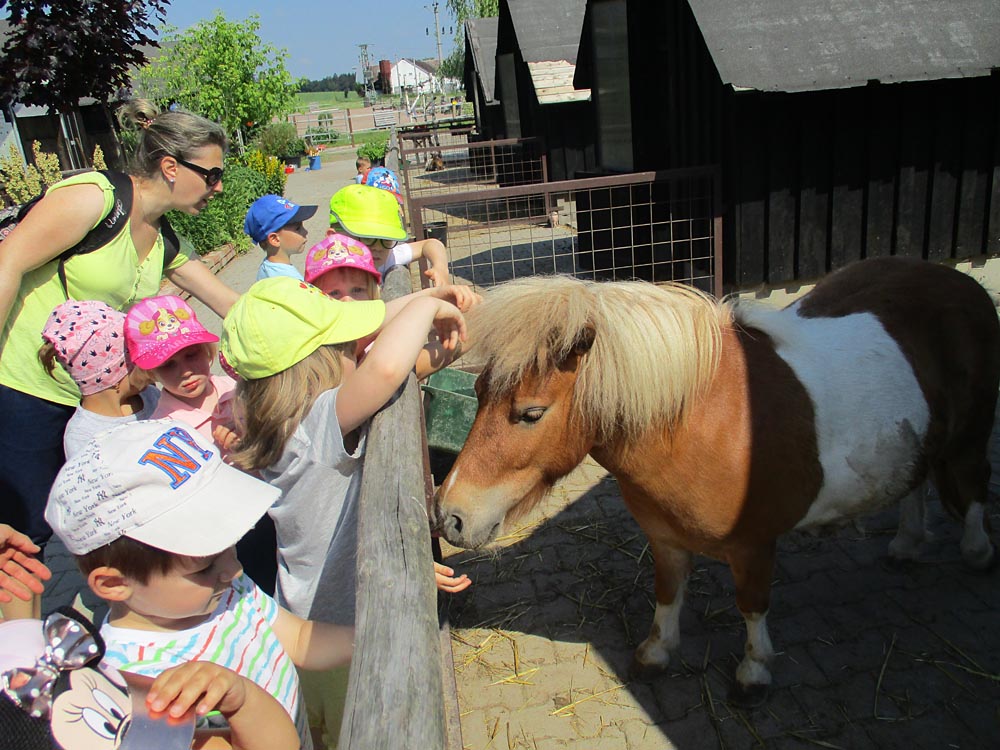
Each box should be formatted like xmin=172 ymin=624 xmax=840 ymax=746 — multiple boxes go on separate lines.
xmin=429 ymin=1 xmax=443 ymax=70
xmin=358 ymin=43 xmax=375 ymax=104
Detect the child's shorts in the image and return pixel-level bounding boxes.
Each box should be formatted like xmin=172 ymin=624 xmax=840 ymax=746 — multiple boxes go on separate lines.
xmin=298 ymin=665 xmax=350 ymax=750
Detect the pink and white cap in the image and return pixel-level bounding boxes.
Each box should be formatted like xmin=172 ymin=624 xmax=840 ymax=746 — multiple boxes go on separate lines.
xmin=41 ymin=300 xmax=129 ymax=396
xmin=45 ymin=419 xmax=279 ymax=556
xmin=124 ymin=295 xmax=219 ymax=370
xmin=304 ymin=233 xmax=382 ymax=285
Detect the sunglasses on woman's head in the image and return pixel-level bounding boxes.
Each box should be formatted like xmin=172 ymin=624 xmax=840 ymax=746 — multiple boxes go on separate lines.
xmin=174 ymin=157 xmax=224 ymax=187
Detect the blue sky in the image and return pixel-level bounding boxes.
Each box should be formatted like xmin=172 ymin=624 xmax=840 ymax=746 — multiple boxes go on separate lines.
xmin=160 ymin=1 xmax=461 ymax=80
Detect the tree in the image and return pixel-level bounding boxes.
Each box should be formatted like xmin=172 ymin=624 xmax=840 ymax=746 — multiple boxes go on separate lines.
xmin=134 ymin=12 xmax=298 ymax=150
xmin=0 ymin=0 xmax=168 ymax=111
xmin=440 ymin=0 xmax=499 ymax=82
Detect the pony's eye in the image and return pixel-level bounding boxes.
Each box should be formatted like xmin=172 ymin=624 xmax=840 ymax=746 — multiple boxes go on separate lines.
xmin=519 ymin=408 xmax=546 ymax=424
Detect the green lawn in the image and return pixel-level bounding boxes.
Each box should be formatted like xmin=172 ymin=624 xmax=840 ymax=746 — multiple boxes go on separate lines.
xmin=293 ymin=91 xmax=403 ymax=112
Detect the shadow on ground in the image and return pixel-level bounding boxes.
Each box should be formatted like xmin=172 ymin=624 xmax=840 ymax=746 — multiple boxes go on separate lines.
xmin=439 ymin=464 xmax=1000 ymax=749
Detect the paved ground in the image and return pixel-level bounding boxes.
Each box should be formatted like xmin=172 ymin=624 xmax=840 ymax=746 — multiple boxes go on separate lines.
xmin=440 ymin=437 xmax=1000 ymax=749
xmin=36 ymin=153 xmax=1000 ymax=748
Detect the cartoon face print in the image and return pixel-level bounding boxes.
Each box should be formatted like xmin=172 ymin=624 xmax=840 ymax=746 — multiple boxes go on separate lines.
xmin=138 ymin=307 xmax=192 ymax=341
xmin=50 ymin=666 xmax=130 ymax=750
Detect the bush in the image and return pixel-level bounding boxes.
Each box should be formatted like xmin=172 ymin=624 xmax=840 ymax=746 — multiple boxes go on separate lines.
xmin=356 ymin=135 xmax=389 ymax=165
xmin=0 ymin=141 xmax=63 ymax=205
xmin=252 ymin=122 xmax=305 ymax=159
xmin=242 ymin=149 xmax=287 ymax=196
xmin=167 ymin=164 xmax=267 ymax=254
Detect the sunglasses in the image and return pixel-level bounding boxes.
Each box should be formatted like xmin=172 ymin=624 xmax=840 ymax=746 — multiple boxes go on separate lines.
xmin=358 ymin=236 xmax=398 ymax=250
xmin=174 ymin=157 xmax=224 ymax=187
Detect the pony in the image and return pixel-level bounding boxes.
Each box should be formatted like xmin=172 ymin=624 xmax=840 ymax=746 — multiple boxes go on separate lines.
xmin=433 ymin=257 xmax=1000 ymax=705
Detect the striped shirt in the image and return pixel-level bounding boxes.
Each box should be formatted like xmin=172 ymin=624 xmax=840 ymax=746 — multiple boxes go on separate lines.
xmin=101 ymin=574 xmax=311 ymax=749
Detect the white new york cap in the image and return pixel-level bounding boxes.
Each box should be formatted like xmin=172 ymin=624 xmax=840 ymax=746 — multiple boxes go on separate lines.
xmin=46 ymin=419 xmax=279 ymax=556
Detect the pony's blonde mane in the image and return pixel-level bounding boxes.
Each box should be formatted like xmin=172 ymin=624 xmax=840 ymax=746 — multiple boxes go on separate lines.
xmin=467 ymin=276 xmax=731 ymax=440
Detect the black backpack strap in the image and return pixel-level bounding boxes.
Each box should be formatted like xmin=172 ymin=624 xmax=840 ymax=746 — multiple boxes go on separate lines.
xmin=159 ymin=214 xmax=181 ymax=272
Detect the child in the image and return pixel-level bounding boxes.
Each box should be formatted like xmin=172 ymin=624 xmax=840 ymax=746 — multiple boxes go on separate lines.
xmin=220 ymin=277 xmax=467 ymax=746
xmin=1 ymin=607 xmax=300 ymax=749
xmin=40 ymin=300 xmax=160 ymax=459
xmin=353 ymin=155 xmax=371 ymax=184
xmin=244 ymin=194 xmax=318 ymax=282
xmin=45 ymin=419 xmax=356 ymax=750
xmin=125 ymin=294 xmax=278 ymax=596
xmin=328 ymin=183 xmax=450 ymax=288
xmin=304 ymin=233 xmax=481 ymax=379
xmin=124 ymin=295 xmax=235 ymax=452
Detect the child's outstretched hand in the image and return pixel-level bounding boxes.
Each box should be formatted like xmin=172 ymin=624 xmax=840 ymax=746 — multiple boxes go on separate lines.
xmin=431 ymin=300 xmax=467 ymax=351
xmin=424 ymin=265 xmax=449 ymax=288
xmin=0 ymin=523 xmax=51 ymax=603
xmin=147 ymin=661 xmax=246 ymax=719
xmin=434 ymin=562 xmax=471 ymax=593
xmin=430 ymin=284 xmax=482 ymax=313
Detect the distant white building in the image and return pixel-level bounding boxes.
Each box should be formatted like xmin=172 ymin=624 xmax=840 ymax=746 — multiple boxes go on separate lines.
xmin=390 ymin=58 xmax=459 ymax=94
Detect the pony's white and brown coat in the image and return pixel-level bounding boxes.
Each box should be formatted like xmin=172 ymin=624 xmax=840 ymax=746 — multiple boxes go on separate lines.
xmin=437 ymin=257 xmax=999 ymax=701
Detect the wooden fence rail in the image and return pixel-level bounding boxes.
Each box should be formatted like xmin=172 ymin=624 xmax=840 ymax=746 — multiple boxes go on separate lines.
xmin=338 ymin=265 xmax=448 ymax=748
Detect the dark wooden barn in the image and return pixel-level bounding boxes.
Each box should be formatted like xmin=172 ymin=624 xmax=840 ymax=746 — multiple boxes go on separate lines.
xmin=573 ymin=0 xmax=1000 ymax=290
xmin=489 ymin=0 xmax=597 ymax=181
xmin=463 ymin=18 xmax=503 ymax=139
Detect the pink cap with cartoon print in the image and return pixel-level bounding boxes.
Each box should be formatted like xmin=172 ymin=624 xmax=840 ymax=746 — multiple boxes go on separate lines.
xmin=124 ymin=295 xmax=219 ymax=370
xmin=304 ymin=233 xmax=382 ymax=285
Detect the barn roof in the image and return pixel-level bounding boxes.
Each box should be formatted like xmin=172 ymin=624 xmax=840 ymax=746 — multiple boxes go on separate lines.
xmin=506 ymin=0 xmax=590 ymax=104
xmin=690 ymin=0 xmax=1000 ymax=93
xmin=466 ymin=17 xmax=499 ymax=103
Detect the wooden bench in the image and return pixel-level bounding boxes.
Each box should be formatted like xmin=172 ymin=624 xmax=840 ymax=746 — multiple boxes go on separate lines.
xmin=373 ymin=109 xmax=397 ymax=129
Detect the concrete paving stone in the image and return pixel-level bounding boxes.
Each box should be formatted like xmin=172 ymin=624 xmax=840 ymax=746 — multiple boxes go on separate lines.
xmin=772 ymin=643 xmax=832 ymax=690
xmin=937 ymin=697 xmax=1000 ymax=748
xmin=648 ymin=710 xmax=718 ymax=750
xmin=768 ymin=605 xmax=840 ymax=650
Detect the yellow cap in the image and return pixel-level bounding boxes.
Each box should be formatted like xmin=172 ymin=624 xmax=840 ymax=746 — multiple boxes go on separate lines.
xmin=328 ymin=184 xmax=408 ymax=241
xmin=221 ymin=277 xmax=385 ymax=379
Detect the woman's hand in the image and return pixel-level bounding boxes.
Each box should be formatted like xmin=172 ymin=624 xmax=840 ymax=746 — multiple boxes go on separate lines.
xmin=0 ymin=524 xmax=52 ymax=603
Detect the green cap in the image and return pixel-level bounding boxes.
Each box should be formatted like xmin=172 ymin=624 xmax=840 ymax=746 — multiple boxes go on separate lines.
xmin=221 ymin=277 xmax=386 ymax=379
xmin=328 ymin=184 xmax=408 ymax=241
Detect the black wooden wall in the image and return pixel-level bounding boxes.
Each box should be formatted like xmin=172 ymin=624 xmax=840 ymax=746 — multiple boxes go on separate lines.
xmin=727 ymin=74 xmax=1000 ymax=287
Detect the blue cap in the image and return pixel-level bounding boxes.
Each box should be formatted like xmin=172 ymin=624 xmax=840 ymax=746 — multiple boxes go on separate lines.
xmin=244 ymin=195 xmax=318 ymax=243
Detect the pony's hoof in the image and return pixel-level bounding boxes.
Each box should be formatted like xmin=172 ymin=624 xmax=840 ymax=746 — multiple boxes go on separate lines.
xmin=964 ymin=542 xmax=997 ymax=574
xmin=628 ymin=657 xmax=668 ymax=682
xmin=727 ymin=681 xmax=768 ymax=708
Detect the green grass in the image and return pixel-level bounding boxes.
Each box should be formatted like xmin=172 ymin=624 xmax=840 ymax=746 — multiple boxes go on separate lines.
xmin=293 ymin=91 xmax=403 ymax=112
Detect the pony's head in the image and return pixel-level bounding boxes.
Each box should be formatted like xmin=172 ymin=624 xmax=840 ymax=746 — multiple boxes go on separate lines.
xmin=435 ymin=275 xmax=727 ymax=549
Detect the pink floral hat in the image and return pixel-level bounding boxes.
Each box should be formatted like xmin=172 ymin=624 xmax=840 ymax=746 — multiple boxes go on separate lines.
xmin=124 ymin=295 xmax=219 ymax=370
xmin=41 ymin=300 xmax=129 ymax=396
xmin=304 ymin=233 xmax=382 ymax=285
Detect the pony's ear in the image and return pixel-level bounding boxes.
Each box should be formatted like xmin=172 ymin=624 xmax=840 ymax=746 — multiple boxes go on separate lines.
xmin=573 ymin=324 xmax=596 ymax=356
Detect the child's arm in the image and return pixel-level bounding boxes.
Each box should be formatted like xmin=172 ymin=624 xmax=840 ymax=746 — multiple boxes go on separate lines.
xmin=337 ymin=296 xmax=466 ymax=434
xmin=407 ymin=238 xmax=449 ymax=287
xmin=271 ymin=606 xmax=354 ymax=672
xmin=414 ymin=331 xmax=462 ymax=380
xmin=146 ymin=661 xmax=301 ymax=750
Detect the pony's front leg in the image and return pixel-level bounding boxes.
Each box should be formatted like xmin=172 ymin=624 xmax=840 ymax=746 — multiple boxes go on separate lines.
xmin=728 ymin=543 xmax=777 ymax=707
xmin=630 ymin=542 xmax=691 ymax=679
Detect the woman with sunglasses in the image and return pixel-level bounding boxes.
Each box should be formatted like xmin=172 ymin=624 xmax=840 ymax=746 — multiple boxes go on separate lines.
xmin=0 ymin=99 xmax=240 ymax=620
xmin=327 ymin=183 xmax=450 ymax=288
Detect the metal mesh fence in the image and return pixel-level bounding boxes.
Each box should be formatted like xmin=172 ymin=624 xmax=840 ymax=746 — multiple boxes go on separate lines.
xmin=410 ymin=168 xmax=721 ymax=296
